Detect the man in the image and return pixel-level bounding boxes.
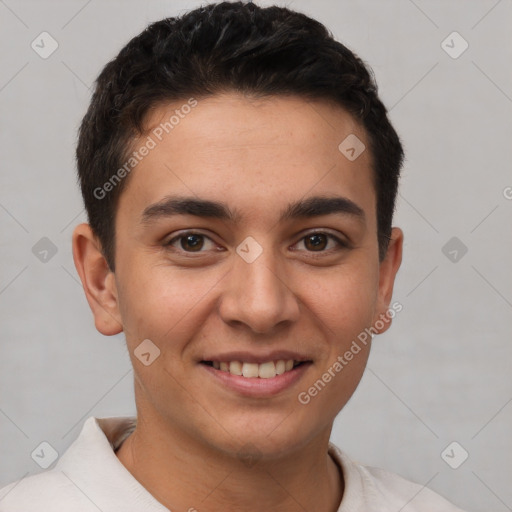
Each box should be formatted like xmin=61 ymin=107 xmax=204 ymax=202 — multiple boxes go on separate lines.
xmin=0 ymin=2 xmax=466 ymax=510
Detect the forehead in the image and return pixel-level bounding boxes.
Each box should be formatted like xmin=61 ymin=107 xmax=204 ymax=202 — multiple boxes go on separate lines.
xmin=117 ymin=92 xmax=375 ymax=228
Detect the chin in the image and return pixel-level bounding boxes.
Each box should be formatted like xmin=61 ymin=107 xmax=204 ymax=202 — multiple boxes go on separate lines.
xmin=208 ymin=413 xmax=319 ymax=461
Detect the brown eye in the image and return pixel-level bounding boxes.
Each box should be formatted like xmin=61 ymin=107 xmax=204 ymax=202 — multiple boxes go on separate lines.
xmin=165 ymin=232 xmax=217 ymax=253
xmin=180 ymin=234 xmax=204 ymax=252
xmin=294 ymin=231 xmax=347 ymax=253
xmin=304 ymin=233 xmax=328 ymax=251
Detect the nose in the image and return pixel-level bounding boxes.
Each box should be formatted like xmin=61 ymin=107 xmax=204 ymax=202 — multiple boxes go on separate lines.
xmin=218 ymin=246 xmax=301 ymax=334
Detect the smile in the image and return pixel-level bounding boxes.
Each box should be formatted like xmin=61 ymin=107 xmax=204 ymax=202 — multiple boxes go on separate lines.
xmin=201 ymin=359 xmax=305 ymax=379
xmin=200 ymin=359 xmax=312 ymax=398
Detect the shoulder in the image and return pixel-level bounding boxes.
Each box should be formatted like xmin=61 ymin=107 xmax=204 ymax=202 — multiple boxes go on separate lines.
xmin=0 ymin=468 xmax=95 ymax=512
xmin=363 ymin=464 xmax=466 ymax=512
xmin=0 ymin=416 xmax=139 ymax=512
xmin=328 ymin=443 xmax=467 ymax=512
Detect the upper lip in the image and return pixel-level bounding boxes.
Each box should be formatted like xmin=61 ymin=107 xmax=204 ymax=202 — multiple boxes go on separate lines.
xmin=200 ymin=350 xmax=312 ymax=364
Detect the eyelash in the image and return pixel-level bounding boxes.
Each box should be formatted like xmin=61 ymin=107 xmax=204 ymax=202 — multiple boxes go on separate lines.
xmin=163 ymin=230 xmax=349 ymax=256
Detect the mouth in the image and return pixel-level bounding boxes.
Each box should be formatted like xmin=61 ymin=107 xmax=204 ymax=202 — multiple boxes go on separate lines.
xmin=199 ymin=358 xmax=312 ymax=398
xmin=200 ymin=359 xmax=308 ymax=379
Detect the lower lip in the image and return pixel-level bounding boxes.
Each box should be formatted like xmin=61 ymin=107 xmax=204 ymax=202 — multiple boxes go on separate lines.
xmin=200 ymin=362 xmax=312 ymax=398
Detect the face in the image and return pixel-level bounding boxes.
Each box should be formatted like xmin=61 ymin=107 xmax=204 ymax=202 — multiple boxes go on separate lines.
xmin=74 ymin=92 xmax=402 ymax=459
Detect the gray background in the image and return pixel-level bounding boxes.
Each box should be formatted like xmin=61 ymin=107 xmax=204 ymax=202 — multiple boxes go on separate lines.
xmin=1 ymin=1 xmax=511 ymax=511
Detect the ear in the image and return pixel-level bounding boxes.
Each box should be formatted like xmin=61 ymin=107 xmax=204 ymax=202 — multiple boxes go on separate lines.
xmin=373 ymin=227 xmax=403 ymax=334
xmin=72 ymin=223 xmax=123 ymax=336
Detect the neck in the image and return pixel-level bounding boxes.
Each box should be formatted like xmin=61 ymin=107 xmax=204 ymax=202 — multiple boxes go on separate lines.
xmin=115 ymin=414 xmax=344 ymax=512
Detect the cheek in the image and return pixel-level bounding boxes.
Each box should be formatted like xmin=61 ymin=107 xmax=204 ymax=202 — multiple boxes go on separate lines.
xmin=117 ymin=263 xmax=222 ymax=351
xmin=296 ymin=271 xmax=376 ymax=420
xmin=304 ymin=264 xmax=379 ymax=341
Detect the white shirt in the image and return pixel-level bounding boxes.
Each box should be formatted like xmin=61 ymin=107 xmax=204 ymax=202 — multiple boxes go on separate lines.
xmin=0 ymin=416 xmax=466 ymax=511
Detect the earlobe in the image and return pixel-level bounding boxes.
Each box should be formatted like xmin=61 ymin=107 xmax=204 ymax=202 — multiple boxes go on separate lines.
xmin=72 ymin=223 xmax=123 ymax=336
xmin=373 ymin=227 xmax=403 ymax=335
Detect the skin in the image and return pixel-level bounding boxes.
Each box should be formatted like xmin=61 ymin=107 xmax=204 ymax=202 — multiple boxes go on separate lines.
xmin=72 ymin=92 xmax=403 ymax=512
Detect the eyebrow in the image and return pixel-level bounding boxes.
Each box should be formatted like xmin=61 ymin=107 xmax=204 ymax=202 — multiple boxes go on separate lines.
xmin=140 ymin=194 xmax=365 ymax=225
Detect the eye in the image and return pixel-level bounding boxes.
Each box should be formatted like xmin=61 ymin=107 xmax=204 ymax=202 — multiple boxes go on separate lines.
xmin=164 ymin=231 xmax=218 ymax=253
xmin=292 ymin=231 xmax=348 ymax=253
xmin=164 ymin=230 xmax=349 ymax=256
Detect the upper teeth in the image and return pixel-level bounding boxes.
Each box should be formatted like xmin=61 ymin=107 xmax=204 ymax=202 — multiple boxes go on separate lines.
xmin=213 ymin=360 xmax=297 ymax=378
